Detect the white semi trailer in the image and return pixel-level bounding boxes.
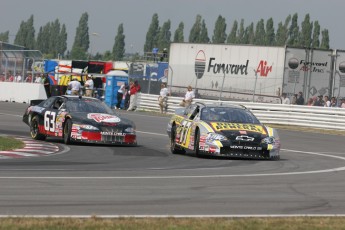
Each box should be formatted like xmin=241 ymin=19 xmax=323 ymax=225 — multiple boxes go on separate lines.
xmin=168 ymin=43 xmax=336 ymax=103
xmin=168 ymin=43 xmax=286 ymax=103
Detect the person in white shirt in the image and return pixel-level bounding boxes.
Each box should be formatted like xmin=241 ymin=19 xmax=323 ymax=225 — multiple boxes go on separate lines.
xmin=180 ymin=85 xmax=195 ymax=107
xmin=84 ymin=75 xmax=94 ymax=97
xmin=68 ymin=77 xmax=81 ymax=95
xmin=34 ymin=75 xmax=42 ymax=83
xmin=158 ymin=83 xmax=169 ymax=113
xmin=15 ymin=73 xmax=22 ymax=82
xmin=323 ymin=95 xmax=331 ymax=107
xmin=281 ymin=93 xmax=290 ymax=104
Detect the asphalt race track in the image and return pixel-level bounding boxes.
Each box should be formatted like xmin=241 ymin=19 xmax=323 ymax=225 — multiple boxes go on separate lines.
xmin=0 ymin=101 xmax=345 ymax=216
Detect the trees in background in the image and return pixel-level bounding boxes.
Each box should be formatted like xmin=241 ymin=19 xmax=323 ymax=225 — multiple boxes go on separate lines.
xmin=1 ymin=12 xmax=332 ymax=61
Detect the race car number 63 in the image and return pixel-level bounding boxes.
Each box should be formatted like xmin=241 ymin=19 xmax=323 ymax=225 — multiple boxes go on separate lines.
xmin=44 ymin=111 xmax=56 ymax=132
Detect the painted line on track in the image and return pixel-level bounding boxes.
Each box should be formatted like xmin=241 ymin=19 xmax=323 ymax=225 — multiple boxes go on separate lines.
xmin=0 ymin=149 xmax=345 ymax=179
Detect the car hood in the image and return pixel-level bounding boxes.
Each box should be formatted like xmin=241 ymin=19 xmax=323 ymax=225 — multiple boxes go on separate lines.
xmin=69 ymin=112 xmax=135 ymax=128
xmin=207 ymin=121 xmax=267 ymax=141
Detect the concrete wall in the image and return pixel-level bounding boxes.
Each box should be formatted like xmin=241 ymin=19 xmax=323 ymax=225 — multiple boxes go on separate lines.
xmin=0 ymin=82 xmax=47 ymax=103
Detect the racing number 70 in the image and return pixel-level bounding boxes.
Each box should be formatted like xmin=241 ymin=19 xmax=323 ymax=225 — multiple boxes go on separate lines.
xmin=44 ymin=111 xmax=56 ymax=132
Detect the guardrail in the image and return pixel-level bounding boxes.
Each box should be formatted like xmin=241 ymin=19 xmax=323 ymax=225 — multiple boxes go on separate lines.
xmin=138 ymin=93 xmax=345 ymax=130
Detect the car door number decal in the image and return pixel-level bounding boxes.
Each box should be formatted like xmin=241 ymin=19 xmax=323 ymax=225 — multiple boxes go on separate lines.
xmin=44 ymin=111 xmax=56 ymax=132
xmin=179 ymin=120 xmax=192 ymax=145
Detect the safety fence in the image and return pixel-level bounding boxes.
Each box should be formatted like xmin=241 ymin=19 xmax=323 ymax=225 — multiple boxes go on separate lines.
xmin=137 ymin=93 xmax=345 ymax=131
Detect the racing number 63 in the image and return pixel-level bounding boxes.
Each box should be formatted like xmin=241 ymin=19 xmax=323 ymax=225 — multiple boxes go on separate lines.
xmin=44 ymin=111 xmax=56 ymax=132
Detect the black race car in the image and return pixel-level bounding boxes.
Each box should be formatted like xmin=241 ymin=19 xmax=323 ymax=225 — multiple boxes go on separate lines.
xmin=167 ymin=102 xmax=280 ymax=160
xmin=23 ymin=95 xmax=137 ymax=145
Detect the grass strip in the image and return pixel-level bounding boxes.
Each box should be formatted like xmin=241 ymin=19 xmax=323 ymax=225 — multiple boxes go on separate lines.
xmin=0 ymin=136 xmax=25 ymax=151
xmin=1 ymin=217 xmax=345 ymax=230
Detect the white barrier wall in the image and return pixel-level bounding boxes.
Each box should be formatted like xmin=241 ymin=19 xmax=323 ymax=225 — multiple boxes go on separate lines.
xmin=0 ymin=82 xmax=47 ymax=103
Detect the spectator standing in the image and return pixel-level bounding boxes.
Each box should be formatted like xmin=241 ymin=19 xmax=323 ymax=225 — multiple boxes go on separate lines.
xmin=291 ymin=94 xmax=297 ymax=105
xmin=330 ymin=96 xmax=337 ymax=107
xmin=340 ymin=98 xmax=345 ymax=108
xmin=123 ymin=82 xmax=131 ymax=110
xmin=15 ymin=72 xmax=22 ymax=82
xmin=180 ymin=85 xmax=195 ymax=107
xmin=158 ymin=83 xmax=169 ymax=113
xmin=84 ymin=74 xmax=94 ymax=97
xmin=281 ymin=93 xmax=290 ymax=104
xmin=314 ymin=95 xmax=324 ymax=106
xmin=307 ymin=98 xmax=314 ymax=106
xmin=35 ymin=74 xmax=42 ymax=83
xmin=296 ymin=92 xmax=305 ymax=105
xmin=68 ymin=77 xmax=81 ymax=95
xmin=323 ymin=95 xmax=331 ymax=107
xmin=116 ymin=82 xmax=126 ymax=109
xmin=93 ymin=76 xmax=103 ymax=99
xmin=127 ymin=80 xmax=141 ymax=111
xmin=43 ymin=74 xmax=51 ymax=98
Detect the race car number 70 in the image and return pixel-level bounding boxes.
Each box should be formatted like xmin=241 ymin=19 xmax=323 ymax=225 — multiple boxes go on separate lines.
xmin=44 ymin=111 xmax=56 ymax=132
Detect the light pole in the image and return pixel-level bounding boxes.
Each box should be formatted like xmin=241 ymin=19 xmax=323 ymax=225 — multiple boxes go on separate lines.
xmin=89 ymin=32 xmax=100 ymax=59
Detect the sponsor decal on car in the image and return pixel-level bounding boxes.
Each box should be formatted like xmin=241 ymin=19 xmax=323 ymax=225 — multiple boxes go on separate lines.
xmin=210 ymin=122 xmax=266 ymax=134
xmin=87 ymin=113 xmax=121 ymax=123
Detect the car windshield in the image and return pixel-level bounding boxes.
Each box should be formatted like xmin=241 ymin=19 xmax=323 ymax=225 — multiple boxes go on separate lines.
xmin=66 ymin=99 xmax=114 ymax=114
xmin=200 ymin=107 xmax=260 ymax=124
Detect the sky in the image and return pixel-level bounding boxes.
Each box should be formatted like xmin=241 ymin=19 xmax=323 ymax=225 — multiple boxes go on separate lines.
xmin=1 ymin=0 xmax=345 ymax=56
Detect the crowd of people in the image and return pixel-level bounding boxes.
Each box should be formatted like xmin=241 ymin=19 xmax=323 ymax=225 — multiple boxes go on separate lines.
xmin=281 ymin=91 xmax=345 ymax=108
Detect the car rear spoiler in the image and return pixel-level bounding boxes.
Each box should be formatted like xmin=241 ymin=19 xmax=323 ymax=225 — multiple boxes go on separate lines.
xmin=30 ymin=99 xmax=45 ymax=106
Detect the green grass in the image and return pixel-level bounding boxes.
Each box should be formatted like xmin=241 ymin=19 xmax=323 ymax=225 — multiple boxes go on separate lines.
xmin=0 ymin=136 xmax=24 ymax=151
xmin=1 ymin=217 xmax=345 ymax=230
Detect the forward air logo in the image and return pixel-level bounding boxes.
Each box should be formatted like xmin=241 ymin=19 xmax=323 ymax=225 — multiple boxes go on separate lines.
xmin=195 ymin=50 xmax=206 ymax=79
xmin=256 ymin=60 xmax=272 ymax=77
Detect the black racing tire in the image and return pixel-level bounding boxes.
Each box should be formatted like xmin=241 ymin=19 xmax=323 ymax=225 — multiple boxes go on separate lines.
xmin=170 ymin=125 xmax=185 ymax=155
xmin=194 ymin=129 xmax=201 ymax=157
xmin=30 ymin=115 xmax=46 ymax=141
xmin=63 ymin=119 xmax=73 ymax=145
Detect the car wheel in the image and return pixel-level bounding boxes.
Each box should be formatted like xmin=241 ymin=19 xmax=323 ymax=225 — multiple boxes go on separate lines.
xmin=195 ymin=129 xmax=201 ymax=157
xmin=170 ymin=125 xmax=185 ymax=154
xmin=30 ymin=116 xmax=46 ymax=141
xmin=63 ymin=119 xmax=73 ymax=145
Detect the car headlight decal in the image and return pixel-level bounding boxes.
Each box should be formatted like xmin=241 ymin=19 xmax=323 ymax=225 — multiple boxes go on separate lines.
xmin=261 ymin=136 xmax=275 ymax=144
xmin=124 ymin=127 xmax=135 ymax=134
xmin=207 ymin=132 xmax=228 ymax=141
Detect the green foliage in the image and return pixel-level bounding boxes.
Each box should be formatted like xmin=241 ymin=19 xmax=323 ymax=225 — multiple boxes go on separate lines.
xmin=189 ymin=14 xmax=202 ymax=43
xmin=244 ymin=22 xmax=255 ymax=44
xmin=157 ymin=20 xmax=171 ymax=51
xmin=275 ymin=15 xmax=291 ymax=46
xmin=200 ymin=20 xmax=210 ymax=43
xmin=237 ymin=19 xmax=245 ymax=44
xmin=71 ymin=12 xmax=89 ymax=60
xmin=144 ymin=13 xmax=160 ymax=52
xmin=265 ymin=18 xmax=275 ymax=45
xmin=288 ymin=13 xmax=299 ymax=46
xmin=300 ymin=14 xmax=313 ymax=47
xmin=227 ymin=20 xmax=238 ymax=43
xmin=0 ymin=31 xmax=9 ymax=42
xmin=212 ymin=15 xmax=227 ymax=44
xmin=173 ymin=22 xmax=184 ymax=42
xmin=14 ymin=15 xmax=35 ymax=49
xmin=254 ymin=19 xmax=265 ymax=45
xmin=312 ymin=21 xmax=320 ymax=48
xmin=113 ymin=23 xmax=126 ymax=61
xmin=320 ymin=29 xmax=330 ymax=49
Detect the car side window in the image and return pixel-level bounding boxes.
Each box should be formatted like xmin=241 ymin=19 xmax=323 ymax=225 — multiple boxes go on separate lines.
xmin=41 ymin=97 xmax=56 ymax=108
